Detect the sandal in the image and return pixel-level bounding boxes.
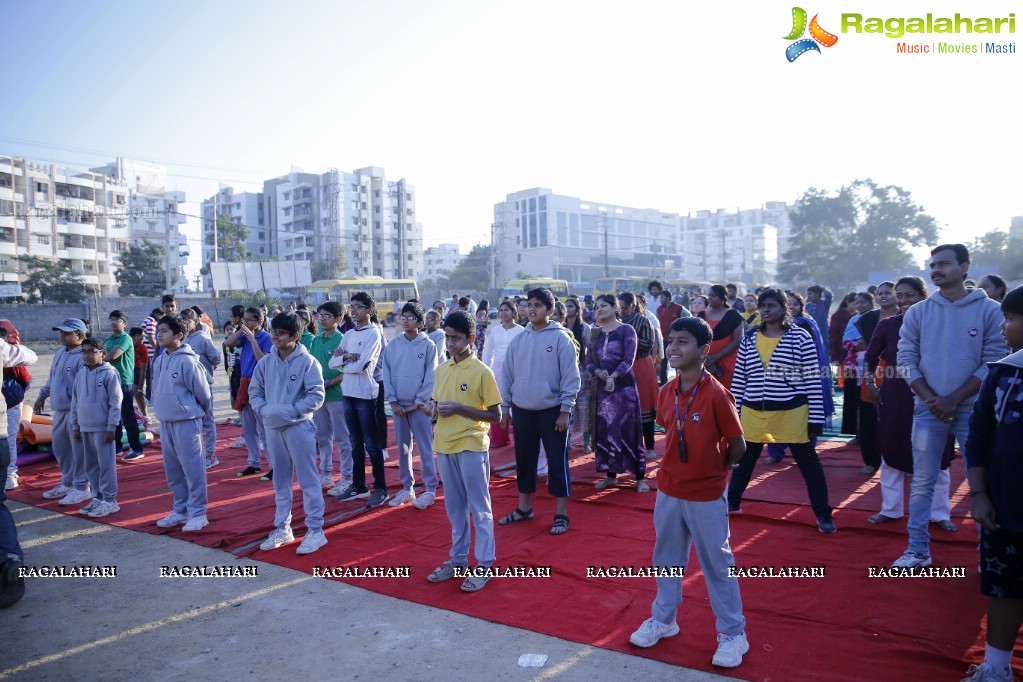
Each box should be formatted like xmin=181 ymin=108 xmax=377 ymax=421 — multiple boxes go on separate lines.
xmin=498 ymin=508 xmax=534 ymax=525
xmin=550 ymin=514 xmax=570 ymax=535
xmin=427 ymin=563 xmax=465 ymax=583
xmin=595 ymin=477 xmax=617 ymax=490
xmin=460 ymin=570 xmax=492 ymax=592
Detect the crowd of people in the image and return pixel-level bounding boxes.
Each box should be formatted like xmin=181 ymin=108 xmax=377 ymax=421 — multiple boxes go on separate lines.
xmin=1 ymin=243 xmax=1022 ymax=679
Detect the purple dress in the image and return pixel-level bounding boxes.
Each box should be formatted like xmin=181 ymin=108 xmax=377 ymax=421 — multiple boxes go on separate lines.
xmin=586 ymin=324 xmax=646 ymax=477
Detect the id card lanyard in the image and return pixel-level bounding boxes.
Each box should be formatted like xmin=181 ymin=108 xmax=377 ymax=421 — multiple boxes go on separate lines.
xmin=673 ymin=371 xmax=709 ymax=463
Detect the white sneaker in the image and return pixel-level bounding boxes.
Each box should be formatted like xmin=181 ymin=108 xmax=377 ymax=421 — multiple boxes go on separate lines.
xmin=712 ymin=632 xmax=749 ymax=668
xmin=43 ymin=484 xmax=73 ymax=499
xmin=79 ymin=499 xmax=99 ymax=515
xmin=412 ymin=491 xmax=436 ymax=509
xmin=962 ymin=662 xmax=1012 ymax=682
xmin=156 ymin=511 xmax=189 ymax=528
xmin=5 ymin=473 xmax=18 ymax=490
xmin=231 ymin=437 xmax=246 ymax=449
xmin=629 ymin=617 xmax=680 ymax=648
xmin=327 ymin=480 xmax=353 ymax=498
xmin=205 ymin=458 xmax=220 ymax=470
xmin=892 ymin=550 xmax=932 ymax=569
xmin=296 ymin=530 xmax=327 ymax=555
xmin=381 ymin=448 xmax=390 ymax=461
xmin=183 ymin=515 xmax=209 ymax=532
xmin=58 ymin=488 xmax=93 ymax=506
xmin=319 ymin=473 xmax=335 ymax=488
xmin=260 ymin=527 xmax=295 ymax=551
xmin=389 ymin=489 xmax=416 ymax=507
xmin=88 ymin=501 xmax=121 ymax=518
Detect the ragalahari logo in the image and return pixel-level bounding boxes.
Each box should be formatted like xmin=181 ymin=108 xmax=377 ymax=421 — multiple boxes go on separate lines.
xmin=784 ymin=7 xmax=838 ymax=61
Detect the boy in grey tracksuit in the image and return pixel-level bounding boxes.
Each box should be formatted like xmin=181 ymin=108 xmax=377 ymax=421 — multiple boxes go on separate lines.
xmin=382 ymin=302 xmax=439 ymax=508
xmin=70 ymin=337 xmax=123 ymax=518
xmin=152 ymin=314 xmax=214 ymax=532
xmin=34 ymin=319 xmax=89 ymax=505
xmin=183 ymin=311 xmax=221 ymax=468
xmin=250 ymin=312 xmax=327 ymax=554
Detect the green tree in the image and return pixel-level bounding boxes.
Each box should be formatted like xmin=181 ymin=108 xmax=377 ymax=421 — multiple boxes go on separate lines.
xmin=780 ymin=179 xmax=938 ymax=290
xmin=17 ymin=256 xmax=91 ymax=303
xmin=445 ymin=244 xmax=491 ymax=292
xmin=311 ymin=246 xmax=348 ymax=282
xmin=968 ymin=230 xmax=1023 ymax=280
xmin=115 ymin=241 xmax=168 ymax=296
xmin=205 ymin=213 xmax=250 ymax=261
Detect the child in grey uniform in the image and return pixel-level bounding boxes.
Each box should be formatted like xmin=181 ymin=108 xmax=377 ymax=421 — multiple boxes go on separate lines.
xmin=152 ymin=314 xmax=214 ymax=532
xmin=250 ymin=312 xmax=327 ymax=554
xmin=182 ymin=308 xmax=221 ymax=469
xmin=34 ymin=319 xmax=89 ymax=506
xmin=71 ymin=337 xmax=122 ymax=518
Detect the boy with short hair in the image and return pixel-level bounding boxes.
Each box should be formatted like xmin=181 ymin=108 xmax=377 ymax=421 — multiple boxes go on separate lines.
xmin=382 ymin=301 xmax=439 ymax=508
xmin=104 ymin=310 xmax=144 ymax=461
xmin=423 ymin=311 xmax=502 ymax=591
xmin=71 ymin=337 xmax=123 ymax=518
xmin=224 ymin=306 xmax=272 ymax=477
xmin=142 ymin=307 xmax=162 ymax=401
xmin=152 ymin=315 xmax=213 ymax=532
xmin=34 ymin=319 xmax=90 ymax=505
xmin=310 ymin=301 xmax=353 ymax=494
xmin=328 ymin=293 xmax=388 ymax=506
xmin=129 ymin=327 xmax=149 ymax=418
xmin=182 ymin=309 xmax=221 ymax=469
xmin=962 ymin=286 xmax=1023 ymax=682
xmin=629 ymin=317 xmax=749 ymax=669
xmin=498 ymin=288 xmax=580 ymax=535
xmin=250 ymin=312 xmax=327 ymax=554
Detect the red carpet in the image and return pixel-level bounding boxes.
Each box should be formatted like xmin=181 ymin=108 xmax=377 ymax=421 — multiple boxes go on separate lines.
xmin=9 ymin=425 xmax=1016 ymax=681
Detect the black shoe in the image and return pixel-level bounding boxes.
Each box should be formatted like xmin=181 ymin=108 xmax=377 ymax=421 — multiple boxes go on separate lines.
xmin=0 ymin=558 xmax=26 ymax=608
xmin=236 ymin=466 xmax=261 ymax=477
xmin=817 ymin=512 xmax=837 ymax=534
xmin=260 ymin=470 xmax=274 ymax=481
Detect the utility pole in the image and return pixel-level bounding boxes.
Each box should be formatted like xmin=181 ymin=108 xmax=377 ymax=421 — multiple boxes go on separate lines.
xmin=600 ymin=208 xmax=609 ymax=277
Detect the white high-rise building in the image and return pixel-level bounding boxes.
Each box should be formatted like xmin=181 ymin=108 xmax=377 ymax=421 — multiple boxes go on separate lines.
xmin=1 ymin=154 xmax=131 ymax=295
xmin=678 ymin=206 xmax=784 ymax=284
xmin=423 ymin=243 xmax=463 ymax=281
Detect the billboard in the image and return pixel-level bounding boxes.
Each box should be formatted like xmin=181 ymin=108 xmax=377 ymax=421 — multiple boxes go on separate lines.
xmin=210 ymin=261 xmax=312 ymax=292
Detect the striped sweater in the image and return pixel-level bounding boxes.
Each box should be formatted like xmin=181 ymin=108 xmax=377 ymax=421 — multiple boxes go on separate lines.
xmin=731 ymin=326 xmax=825 ymax=425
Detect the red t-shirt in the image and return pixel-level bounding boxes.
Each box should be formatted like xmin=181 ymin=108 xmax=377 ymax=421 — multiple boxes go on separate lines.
xmin=655 ymin=371 xmax=743 ymax=501
xmin=134 ymin=342 xmax=149 ymax=368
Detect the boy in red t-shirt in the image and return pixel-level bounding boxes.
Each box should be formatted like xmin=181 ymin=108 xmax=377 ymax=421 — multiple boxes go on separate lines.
xmin=629 ymin=317 xmax=749 ymax=669
xmin=130 ymin=327 xmax=149 ymax=418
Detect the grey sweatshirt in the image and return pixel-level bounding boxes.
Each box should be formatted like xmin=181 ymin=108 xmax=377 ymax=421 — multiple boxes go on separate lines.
xmin=70 ymin=362 xmax=122 ymax=433
xmin=0 ymin=339 xmax=38 ymax=438
xmin=382 ymin=331 xmax=438 ymax=406
xmin=897 ymin=288 xmax=1008 ymax=404
xmin=249 ymin=343 xmax=325 ymax=430
xmin=37 ymin=346 xmax=84 ymax=412
xmin=186 ymin=330 xmax=221 ymax=382
xmin=327 ymin=324 xmax=383 ymax=400
xmin=152 ymin=344 xmax=213 ymax=422
xmin=502 ymin=321 xmax=581 ymax=412
xmin=427 ymin=329 xmax=447 ymax=362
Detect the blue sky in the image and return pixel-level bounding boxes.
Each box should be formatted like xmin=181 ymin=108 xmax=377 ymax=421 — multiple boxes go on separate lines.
xmin=3 ymin=0 xmax=1020 ymax=281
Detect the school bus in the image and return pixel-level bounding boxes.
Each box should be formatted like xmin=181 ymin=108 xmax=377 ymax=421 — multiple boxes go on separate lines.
xmin=500 ymin=278 xmax=570 ymax=299
xmin=305 ymin=277 xmax=420 ymax=325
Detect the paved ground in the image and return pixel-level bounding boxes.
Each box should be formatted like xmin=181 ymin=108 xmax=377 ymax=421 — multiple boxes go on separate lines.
xmin=4 ymin=345 xmax=740 ymax=682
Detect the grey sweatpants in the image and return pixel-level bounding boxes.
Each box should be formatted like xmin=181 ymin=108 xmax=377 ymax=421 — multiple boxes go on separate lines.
xmin=313 ymin=400 xmax=352 ymax=479
xmin=201 ymin=403 xmax=218 ymax=464
xmin=393 ymin=407 xmax=438 ymax=493
xmin=650 ymin=491 xmax=745 ymax=636
xmin=81 ymin=431 xmax=117 ymax=503
xmin=437 ymin=451 xmax=494 ymax=568
xmin=161 ymin=417 xmax=208 ymax=517
xmin=265 ymin=420 xmax=323 ymax=532
xmin=53 ymin=410 xmax=88 ymax=490
xmin=241 ymin=403 xmax=267 ymax=468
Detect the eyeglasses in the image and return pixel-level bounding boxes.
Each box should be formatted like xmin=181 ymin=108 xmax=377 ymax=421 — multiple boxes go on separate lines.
xmin=349 ymin=304 xmax=369 ymax=311
xmin=398 ymin=315 xmax=418 ymax=322
xmin=242 ymin=317 xmax=259 ymax=323
xmin=82 ymin=348 xmax=103 ymax=354
xmin=270 ymin=329 xmax=292 ymax=337
xmin=317 ymin=312 xmax=335 ymax=318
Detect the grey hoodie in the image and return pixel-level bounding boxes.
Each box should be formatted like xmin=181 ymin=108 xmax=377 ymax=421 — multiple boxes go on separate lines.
xmin=70 ymin=362 xmax=122 ymax=433
xmin=37 ymin=345 xmax=84 ymax=412
xmin=1 ymin=339 xmax=38 ymax=439
xmin=502 ymin=321 xmax=580 ymax=412
xmin=186 ymin=330 xmax=221 ymax=382
xmin=897 ymin=288 xmax=1007 ymax=403
xmin=382 ymin=331 xmax=438 ymax=406
xmin=249 ymin=343 xmax=325 ymax=430
xmin=151 ymin=344 xmax=213 ymax=423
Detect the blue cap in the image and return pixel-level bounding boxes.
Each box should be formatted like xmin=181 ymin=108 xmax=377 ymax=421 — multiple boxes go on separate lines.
xmin=53 ymin=318 xmax=87 ymax=333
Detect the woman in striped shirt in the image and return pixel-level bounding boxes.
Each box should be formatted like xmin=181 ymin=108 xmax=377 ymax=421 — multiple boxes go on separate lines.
xmin=726 ymin=288 xmax=836 ymax=533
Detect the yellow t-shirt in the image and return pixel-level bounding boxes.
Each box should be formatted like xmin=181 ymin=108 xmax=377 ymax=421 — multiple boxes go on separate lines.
xmin=433 ymin=354 xmax=502 ymax=455
xmin=742 ymin=332 xmax=809 ymax=443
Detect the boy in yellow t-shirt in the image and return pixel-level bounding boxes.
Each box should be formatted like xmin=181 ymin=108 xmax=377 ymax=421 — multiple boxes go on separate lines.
xmin=422 ymin=311 xmax=502 ymax=593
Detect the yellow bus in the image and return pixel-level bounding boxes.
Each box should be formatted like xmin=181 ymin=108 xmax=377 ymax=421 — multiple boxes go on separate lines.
xmin=305 ymin=277 xmax=420 ymax=325
xmin=593 ymin=277 xmax=647 ymax=298
xmin=500 ymin=278 xmax=570 ymax=299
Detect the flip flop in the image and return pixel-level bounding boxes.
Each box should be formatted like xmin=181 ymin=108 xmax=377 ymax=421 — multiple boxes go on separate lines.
xmin=498 ymin=508 xmax=534 ymax=525
xmin=550 ymin=514 xmax=570 ymax=535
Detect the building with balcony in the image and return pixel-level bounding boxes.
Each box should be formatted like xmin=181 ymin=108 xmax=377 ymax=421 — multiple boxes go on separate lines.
xmin=423 ymin=243 xmax=464 ymax=281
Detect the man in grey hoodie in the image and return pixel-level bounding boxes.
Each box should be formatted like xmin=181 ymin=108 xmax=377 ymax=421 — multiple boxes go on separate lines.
xmin=498 ymin=288 xmax=580 ymax=535
xmin=250 ymin=312 xmax=327 ymax=555
xmin=894 ymin=244 xmax=1008 ymax=569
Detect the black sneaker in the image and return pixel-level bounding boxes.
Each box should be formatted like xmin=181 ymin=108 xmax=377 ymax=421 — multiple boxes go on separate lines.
xmin=236 ymin=466 xmax=262 ymax=478
xmin=260 ymin=470 xmax=274 ymax=481
xmin=817 ymin=512 xmax=837 ymax=534
xmin=0 ymin=558 xmax=26 ymax=608
xmin=337 ymin=487 xmax=371 ymax=502
xmin=366 ymin=489 xmax=390 ymax=508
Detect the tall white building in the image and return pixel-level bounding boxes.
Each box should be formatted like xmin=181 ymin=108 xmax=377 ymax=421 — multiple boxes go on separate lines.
xmin=678 ymin=206 xmax=785 ymax=284
xmin=200 ymin=186 xmax=267 ymax=264
xmin=423 ymin=243 xmax=463 ymax=281
xmin=492 ymin=188 xmax=682 ymax=287
xmin=1 ymin=154 xmax=131 ymax=295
